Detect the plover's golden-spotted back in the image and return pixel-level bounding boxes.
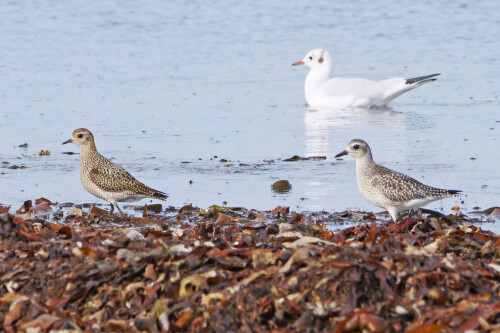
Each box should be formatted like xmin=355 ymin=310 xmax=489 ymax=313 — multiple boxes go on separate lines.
xmin=335 ymin=139 xmax=461 ymax=221
xmin=63 ymin=128 xmax=168 ymax=214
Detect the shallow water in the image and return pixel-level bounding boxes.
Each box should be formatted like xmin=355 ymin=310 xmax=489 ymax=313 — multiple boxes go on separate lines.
xmin=0 ymin=1 xmax=499 ymax=231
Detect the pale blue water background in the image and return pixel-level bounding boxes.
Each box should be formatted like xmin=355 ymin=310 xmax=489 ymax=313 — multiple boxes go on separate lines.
xmin=0 ymin=1 xmax=498 ymax=230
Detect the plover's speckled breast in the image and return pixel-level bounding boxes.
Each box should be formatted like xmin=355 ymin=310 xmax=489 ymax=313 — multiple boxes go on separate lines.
xmin=336 ymin=139 xmax=461 ymax=221
xmin=63 ymin=128 xmax=168 ymax=214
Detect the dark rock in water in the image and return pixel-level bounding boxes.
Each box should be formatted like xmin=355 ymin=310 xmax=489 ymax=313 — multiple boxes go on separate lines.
xmin=272 ymin=180 xmax=292 ymax=193
xmin=179 ymin=204 xmax=200 ymax=213
xmin=145 ymin=204 xmax=163 ymax=214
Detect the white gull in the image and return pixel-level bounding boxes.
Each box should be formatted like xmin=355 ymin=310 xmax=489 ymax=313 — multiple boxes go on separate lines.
xmin=293 ymin=49 xmax=439 ymax=108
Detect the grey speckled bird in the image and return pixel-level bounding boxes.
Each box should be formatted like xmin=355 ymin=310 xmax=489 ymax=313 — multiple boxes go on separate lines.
xmin=335 ymin=139 xmax=461 ymax=221
xmin=63 ymin=128 xmax=168 ymax=214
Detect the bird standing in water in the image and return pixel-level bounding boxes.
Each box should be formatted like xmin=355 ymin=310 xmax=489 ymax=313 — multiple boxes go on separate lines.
xmin=293 ymin=48 xmax=439 ymax=108
xmin=335 ymin=139 xmax=461 ymax=221
xmin=63 ymin=128 xmax=168 ymax=214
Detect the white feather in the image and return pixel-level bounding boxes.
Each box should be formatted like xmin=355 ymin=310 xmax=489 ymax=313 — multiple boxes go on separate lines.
xmin=296 ymin=49 xmax=437 ymax=108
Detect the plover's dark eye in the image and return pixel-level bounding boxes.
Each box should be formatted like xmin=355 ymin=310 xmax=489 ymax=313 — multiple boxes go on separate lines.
xmin=77 ymin=134 xmax=83 ymax=138
xmin=309 ymin=56 xmax=313 ymax=60
xmin=353 ymin=144 xmax=360 ymax=149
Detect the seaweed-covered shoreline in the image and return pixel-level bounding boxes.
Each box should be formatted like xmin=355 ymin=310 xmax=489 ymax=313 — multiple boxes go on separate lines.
xmin=1 ymin=201 xmax=499 ymax=332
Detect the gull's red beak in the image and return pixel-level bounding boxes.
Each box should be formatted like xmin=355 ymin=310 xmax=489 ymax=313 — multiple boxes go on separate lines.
xmin=291 ymin=60 xmax=305 ymax=66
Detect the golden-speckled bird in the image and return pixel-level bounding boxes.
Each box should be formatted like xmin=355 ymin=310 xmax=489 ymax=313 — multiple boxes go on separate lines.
xmin=63 ymin=128 xmax=168 ymax=214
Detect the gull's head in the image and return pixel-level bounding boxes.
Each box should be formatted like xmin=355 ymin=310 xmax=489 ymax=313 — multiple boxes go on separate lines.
xmin=62 ymin=128 xmax=95 ymax=146
xmin=335 ymin=139 xmax=371 ymax=160
xmin=292 ymin=49 xmax=332 ymax=70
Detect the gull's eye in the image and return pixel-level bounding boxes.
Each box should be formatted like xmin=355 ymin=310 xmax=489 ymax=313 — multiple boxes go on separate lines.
xmin=353 ymin=144 xmax=360 ymax=150
xmin=309 ymin=56 xmax=313 ymax=60
xmin=77 ymin=134 xmax=83 ymax=138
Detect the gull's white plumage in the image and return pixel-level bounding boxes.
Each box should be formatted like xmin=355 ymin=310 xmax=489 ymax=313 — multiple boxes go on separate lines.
xmin=293 ymin=49 xmax=439 ymax=108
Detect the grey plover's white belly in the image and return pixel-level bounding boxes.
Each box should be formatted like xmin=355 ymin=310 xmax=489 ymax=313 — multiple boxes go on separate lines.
xmin=399 ymin=197 xmax=439 ymax=211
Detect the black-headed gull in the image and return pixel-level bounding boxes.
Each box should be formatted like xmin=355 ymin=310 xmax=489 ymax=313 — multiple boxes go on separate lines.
xmin=293 ymin=49 xmax=439 ymax=108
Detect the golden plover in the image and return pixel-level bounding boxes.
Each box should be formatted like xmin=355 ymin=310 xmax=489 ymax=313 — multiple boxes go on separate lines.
xmin=335 ymin=139 xmax=461 ymax=221
xmin=63 ymin=128 xmax=168 ymax=214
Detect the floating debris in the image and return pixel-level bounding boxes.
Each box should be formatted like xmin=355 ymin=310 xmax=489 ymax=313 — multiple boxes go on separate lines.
xmin=272 ymin=179 xmax=292 ymax=193
xmin=38 ymin=149 xmax=51 ymax=156
xmin=284 ymin=155 xmax=327 ymax=162
xmin=3 ymin=165 xmax=27 ymax=170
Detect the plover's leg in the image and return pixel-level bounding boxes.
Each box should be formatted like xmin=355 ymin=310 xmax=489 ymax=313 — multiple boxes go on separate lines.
xmin=110 ymin=204 xmax=115 ymax=214
xmin=388 ymin=207 xmax=399 ymax=222
xmin=115 ymin=204 xmax=124 ymax=215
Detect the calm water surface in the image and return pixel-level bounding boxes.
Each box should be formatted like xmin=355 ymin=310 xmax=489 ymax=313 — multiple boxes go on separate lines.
xmin=0 ymin=1 xmax=498 ymax=230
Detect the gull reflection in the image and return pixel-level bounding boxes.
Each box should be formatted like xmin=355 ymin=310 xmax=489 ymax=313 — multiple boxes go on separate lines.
xmin=304 ymin=106 xmax=422 ymax=156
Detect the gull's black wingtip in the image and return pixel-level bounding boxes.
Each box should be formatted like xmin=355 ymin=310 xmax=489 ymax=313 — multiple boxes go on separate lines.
xmin=406 ymin=73 xmax=440 ymax=85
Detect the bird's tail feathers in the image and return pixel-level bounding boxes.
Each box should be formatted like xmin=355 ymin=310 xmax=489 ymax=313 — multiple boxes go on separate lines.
xmin=447 ymin=189 xmax=462 ymax=197
xmin=151 ymin=189 xmax=169 ymax=201
xmin=406 ymin=73 xmax=440 ymax=85
xmin=138 ymin=185 xmax=169 ymax=201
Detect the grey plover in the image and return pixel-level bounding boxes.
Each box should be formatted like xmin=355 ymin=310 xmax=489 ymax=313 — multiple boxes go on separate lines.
xmin=292 ymin=48 xmax=439 ymax=108
xmin=63 ymin=128 xmax=168 ymax=214
xmin=335 ymin=139 xmax=461 ymax=221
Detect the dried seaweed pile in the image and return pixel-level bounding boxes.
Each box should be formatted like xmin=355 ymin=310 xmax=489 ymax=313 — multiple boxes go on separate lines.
xmin=0 ymin=202 xmax=499 ymax=332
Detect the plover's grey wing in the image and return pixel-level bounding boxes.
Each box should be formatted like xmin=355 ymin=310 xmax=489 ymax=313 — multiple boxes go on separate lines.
xmin=371 ymin=165 xmax=457 ymax=203
xmin=89 ymin=161 xmax=168 ymax=200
